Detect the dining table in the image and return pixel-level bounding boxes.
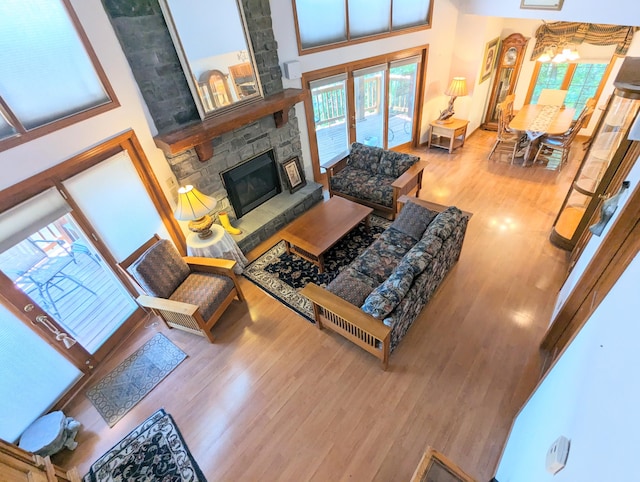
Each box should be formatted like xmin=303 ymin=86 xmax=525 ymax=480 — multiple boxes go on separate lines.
xmin=509 ymin=104 xmax=576 ymax=165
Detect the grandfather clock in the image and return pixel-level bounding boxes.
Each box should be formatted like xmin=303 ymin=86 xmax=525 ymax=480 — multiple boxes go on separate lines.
xmin=482 ymin=33 xmax=529 ymax=130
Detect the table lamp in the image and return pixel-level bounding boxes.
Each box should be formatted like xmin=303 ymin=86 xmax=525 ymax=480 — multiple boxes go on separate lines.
xmin=437 ymin=77 xmax=468 ymax=124
xmin=174 ymin=185 xmax=217 ymax=239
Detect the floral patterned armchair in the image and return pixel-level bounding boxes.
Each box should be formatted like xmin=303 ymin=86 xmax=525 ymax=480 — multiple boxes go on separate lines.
xmin=322 ymin=142 xmax=427 ymax=219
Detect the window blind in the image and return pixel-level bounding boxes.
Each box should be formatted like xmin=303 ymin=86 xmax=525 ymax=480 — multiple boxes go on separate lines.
xmin=0 ymin=187 xmax=71 ymax=254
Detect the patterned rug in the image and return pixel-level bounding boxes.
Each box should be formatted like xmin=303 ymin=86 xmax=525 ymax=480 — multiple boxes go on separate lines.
xmin=83 ymin=408 xmax=206 ymax=482
xmin=243 ymin=215 xmax=390 ymax=322
xmin=86 ymin=333 xmax=186 ymax=427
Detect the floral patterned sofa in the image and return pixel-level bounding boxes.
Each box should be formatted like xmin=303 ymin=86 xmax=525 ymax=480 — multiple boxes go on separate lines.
xmin=301 ymin=198 xmax=471 ymax=369
xmin=323 ymin=142 xmax=427 ymax=219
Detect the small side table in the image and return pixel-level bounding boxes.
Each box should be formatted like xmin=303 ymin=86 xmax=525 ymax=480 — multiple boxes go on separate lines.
xmin=186 ymin=225 xmax=247 ymax=274
xmin=427 ymin=118 xmax=469 ymax=154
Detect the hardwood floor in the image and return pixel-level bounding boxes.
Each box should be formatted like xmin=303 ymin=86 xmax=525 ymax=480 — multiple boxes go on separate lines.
xmin=55 ymin=129 xmax=583 ymax=480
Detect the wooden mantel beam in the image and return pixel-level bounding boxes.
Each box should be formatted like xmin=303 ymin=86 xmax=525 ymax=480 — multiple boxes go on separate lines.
xmin=153 ymin=88 xmax=308 ymax=162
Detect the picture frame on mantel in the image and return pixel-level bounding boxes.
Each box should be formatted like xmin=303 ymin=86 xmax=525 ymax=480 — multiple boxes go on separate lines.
xmin=480 ymin=37 xmax=500 ymax=84
xmin=282 ymin=157 xmax=306 ymax=193
xmin=520 ymin=0 xmax=563 ymax=10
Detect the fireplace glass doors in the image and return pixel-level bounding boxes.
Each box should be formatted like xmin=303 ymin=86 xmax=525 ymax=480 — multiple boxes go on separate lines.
xmin=221 ymin=149 xmax=281 ymax=218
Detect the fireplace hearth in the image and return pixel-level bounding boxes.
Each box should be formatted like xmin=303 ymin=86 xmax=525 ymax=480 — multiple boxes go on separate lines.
xmin=221 ymin=149 xmax=281 ymax=218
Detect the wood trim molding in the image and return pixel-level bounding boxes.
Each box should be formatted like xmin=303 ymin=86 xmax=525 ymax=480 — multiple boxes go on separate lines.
xmin=153 ymin=89 xmax=308 ymax=162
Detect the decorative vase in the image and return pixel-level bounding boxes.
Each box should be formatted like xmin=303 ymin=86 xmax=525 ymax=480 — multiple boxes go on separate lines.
xmin=218 ymin=211 xmax=242 ymax=235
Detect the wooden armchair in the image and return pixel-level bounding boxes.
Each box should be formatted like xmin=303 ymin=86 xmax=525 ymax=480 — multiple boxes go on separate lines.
xmin=119 ymin=235 xmax=244 ymax=342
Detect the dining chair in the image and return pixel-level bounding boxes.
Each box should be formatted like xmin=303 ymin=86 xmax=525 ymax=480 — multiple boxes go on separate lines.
xmin=532 ymin=110 xmax=590 ymax=170
xmin=537 ymin=89 xmax=568 ymax=106
xmin=119 ymin=234 xmax=244 ymax=342
xmin=573 ymin=98 xmax=596 ymax=128
xmin=488 ymin=98 xmax=521 ymax=163
xmin=502 ymin=94 xmax=515 ymax=119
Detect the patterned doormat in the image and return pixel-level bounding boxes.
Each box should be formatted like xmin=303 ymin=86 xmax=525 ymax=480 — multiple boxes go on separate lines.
xmin=243 ymin=215 xmax=390 ymax=322
xmin=86 ymin=333 xmax=186 ymax=427
xmin=83 ymin=408 xmax=207 ymax=482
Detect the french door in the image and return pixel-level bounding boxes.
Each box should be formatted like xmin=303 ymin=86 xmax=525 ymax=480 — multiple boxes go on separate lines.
xmin=0 ymin=194 xmax=138 ymax=357
xmin=0 ymin=187 xmax=138 ymax=442
xmin=0 ymin=131 xmax=182 ymax=441
xmin=305 ymin=47 xmax=425 ymax=178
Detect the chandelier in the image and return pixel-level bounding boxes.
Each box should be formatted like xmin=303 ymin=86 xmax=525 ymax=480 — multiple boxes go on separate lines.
xmin=537 ymin=43 xmax=580 ymax=63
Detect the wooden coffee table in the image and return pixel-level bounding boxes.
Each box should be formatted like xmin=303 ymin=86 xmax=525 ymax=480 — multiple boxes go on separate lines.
xmin=280 ymin=196 xmax=372 ymax=273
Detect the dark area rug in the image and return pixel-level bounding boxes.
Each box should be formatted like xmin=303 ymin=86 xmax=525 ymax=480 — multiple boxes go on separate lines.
xmin=83 ymin=408 xmax=206 ymax=482
xmin=86 ymin=333 xmax=186 ymax=427
xmin=243 ymin=215 xmax=390 ymax=322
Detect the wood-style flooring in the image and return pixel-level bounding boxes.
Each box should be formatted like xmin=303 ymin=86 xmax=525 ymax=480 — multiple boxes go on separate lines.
xmin=55 ymin=129 xmax=582 ymax=480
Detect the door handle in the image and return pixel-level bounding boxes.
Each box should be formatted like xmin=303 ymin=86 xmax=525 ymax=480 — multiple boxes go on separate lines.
xmin=33 ymin=314 xmax=77 ymax=349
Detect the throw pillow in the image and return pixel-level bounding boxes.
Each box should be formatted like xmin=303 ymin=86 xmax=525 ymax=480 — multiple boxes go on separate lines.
xmin=391 ymin=200 xmax=439 ymax=240
xmin=349 ymin=142 xmax=384 ymax=174
xmin=361 ymin=262 xmax=415 ymax=320
xmin=379 ymin=150 xmax=419 ymax=177
xmin=326 ymin=267 xmax=376 ymax=307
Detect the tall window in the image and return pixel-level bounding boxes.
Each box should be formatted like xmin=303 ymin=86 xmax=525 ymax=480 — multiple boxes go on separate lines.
xmin=527 ymin=61 xmax=611 ymax=119
xmin=292 ymin=0 xmax=433 ymax=53
xmin=0 ymin=0 xmax=117 ymax=151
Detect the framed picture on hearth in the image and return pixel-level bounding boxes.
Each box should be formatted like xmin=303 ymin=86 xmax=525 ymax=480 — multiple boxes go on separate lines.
xmin=282 ymin=157 xmax=306 ymax=193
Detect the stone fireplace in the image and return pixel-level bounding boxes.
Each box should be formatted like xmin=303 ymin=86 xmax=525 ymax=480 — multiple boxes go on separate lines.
xmin=102 ymin=0 xmax=322 ymax=253
xmin=221 ymin=149 xmax=281 ymax=219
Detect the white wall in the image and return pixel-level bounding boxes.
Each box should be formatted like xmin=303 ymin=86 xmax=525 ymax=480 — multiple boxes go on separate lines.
xmin=449 ymin=14 xmax=505 ymax=132
xmin=462 ymin=0 xmax=640 ymax=26
xmin=495 ymin=251 xmax=640 ymax=482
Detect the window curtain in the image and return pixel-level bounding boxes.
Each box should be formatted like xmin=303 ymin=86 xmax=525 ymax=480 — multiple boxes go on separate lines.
xmin=531 ymin=22 xmax=637 ymax=61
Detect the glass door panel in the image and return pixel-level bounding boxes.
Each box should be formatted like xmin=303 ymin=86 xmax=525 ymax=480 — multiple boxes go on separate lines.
xmin=0 ymin=303 xmax=82 ymax=442
xmin=354 ymin=65 xmax=386 ymax=148
xmin=310 ymin=74 xmax=350 ymax=165
xmin=0 ymin=213 xmax=137 ymax=354
xmin=388 ymin=58 xmax=419 ymax=148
